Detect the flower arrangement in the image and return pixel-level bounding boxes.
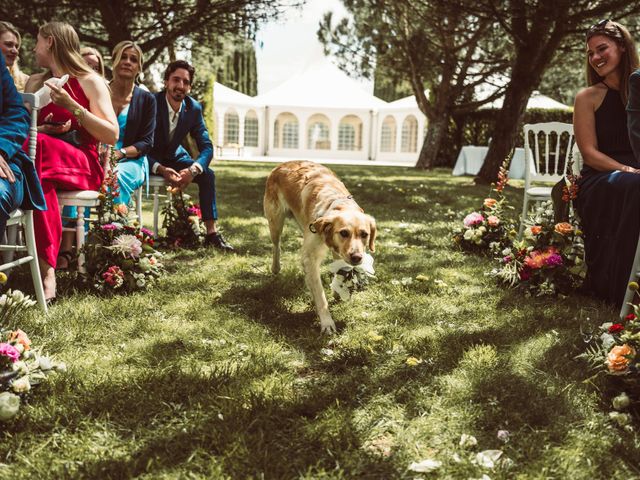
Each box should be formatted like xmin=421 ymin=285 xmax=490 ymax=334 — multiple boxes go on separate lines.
xmin=491 ymin=200 xmax=586 ymax=296
xmin=579 ymin=298 xmax=640 ymax=427
xmin=0 ymin=290 xmax=65 ymax=422
xmin=80 ymin=150 xmax=164 ymax=293
xmin=452 ymin=158 xmax=515 ymax=255
xmin=329 ymin=253 xmax=376 ymax=301
xmin=160 ymin=187 xmax=205 ymax=248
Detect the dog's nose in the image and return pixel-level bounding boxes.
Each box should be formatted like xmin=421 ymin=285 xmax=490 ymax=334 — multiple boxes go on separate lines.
xmin=350 ymin=253 xmax=363 ymax=264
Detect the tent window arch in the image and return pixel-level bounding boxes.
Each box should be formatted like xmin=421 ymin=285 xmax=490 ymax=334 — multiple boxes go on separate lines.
xmin=401 ymin=115 xmax=418 ymax=153
xmin=380 ymin=115 xmax=397 ymax=152
xmin=306 ymin=114 xmax=331 ymax=150
xmin=338 ymin=115 xmax=363 ymax=151
xmin=244 ymin=110 xmax=259 ymax=147
xmin=223 ymin=109 xmax=239 ymax=145
xmin=274 ymin=112 xmax=299 ymax=149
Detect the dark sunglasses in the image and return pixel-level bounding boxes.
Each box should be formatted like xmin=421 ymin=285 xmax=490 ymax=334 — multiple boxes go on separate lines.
xmin=586 ymin=18 xmax=620 ymax=40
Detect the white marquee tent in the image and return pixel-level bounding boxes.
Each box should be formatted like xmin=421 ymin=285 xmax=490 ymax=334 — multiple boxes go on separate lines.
xmin=213 ymin=60 xmax=571 ymax=163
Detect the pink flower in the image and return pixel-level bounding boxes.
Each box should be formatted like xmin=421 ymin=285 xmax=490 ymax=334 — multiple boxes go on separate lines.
xmin=463 ymin=212 xmax=484 ymax=227
xmin=140 ymin=227 xmax=154 ymax=238
xmin=0 ymin=343 xmax=20 ymax=363
xmin=102 ymin=265 xmax=125 ymax=288
xmin=545 ymin=252 xmax=563 ymax=267
xmin=487 ymin=215 xmax=500 ymax=227
xmin=101 ymin=224 xmax=118 ymax=231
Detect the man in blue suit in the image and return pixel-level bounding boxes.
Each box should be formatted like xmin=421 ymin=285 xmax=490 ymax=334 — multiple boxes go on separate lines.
xmin=148 ymin=60 xmax=233 ymax=251
xmin=0 ymin=51 xmax=45 ymax=234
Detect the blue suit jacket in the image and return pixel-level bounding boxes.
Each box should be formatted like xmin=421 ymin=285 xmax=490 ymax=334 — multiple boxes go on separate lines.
xmin=122 ymin=86 xmax=156 ymax=155
xmin=0 ymin=54 xmax=45 ymax=210
xmin=149 ymin=91 xmax=213 ymax=171
xmin=628 ymin=70 xmax=640 ymax=161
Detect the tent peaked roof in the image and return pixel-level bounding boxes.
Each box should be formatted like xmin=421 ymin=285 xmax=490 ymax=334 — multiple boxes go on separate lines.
xmin=214 ymin=82 xmax=259 ymax=107
xmin=254 ymin=58 xmax=387 ymax=109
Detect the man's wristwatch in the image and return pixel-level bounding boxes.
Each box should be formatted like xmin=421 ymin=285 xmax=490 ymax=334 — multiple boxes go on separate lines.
xmin=119 ymin=148 xmax=127 ymax=159
xmin=188 ymin=164 xmax=200 ymax=177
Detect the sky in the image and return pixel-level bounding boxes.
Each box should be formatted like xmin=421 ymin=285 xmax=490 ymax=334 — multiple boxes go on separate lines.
xmin=254 ymin=0 xmax=372 ymax=95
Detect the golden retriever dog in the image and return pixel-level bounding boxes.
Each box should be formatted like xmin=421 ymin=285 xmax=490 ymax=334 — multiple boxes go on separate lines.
xmin=264 ymin=161 xmax=376 ymax=333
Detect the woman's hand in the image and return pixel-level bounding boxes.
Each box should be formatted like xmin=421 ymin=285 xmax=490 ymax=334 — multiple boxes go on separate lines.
xmin=45 ymin=81 xmax=77 ymax=112
xmin=38 ymin=113 xmax=71 ymax=135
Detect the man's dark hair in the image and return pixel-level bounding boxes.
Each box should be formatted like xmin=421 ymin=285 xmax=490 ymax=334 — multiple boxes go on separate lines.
xmin=164 ymin=60 xmax=195 ymax=84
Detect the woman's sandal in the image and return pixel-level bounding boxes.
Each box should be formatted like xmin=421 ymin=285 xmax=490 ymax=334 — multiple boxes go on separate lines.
xmin=57 ymin=251 xmax=75 ymax=271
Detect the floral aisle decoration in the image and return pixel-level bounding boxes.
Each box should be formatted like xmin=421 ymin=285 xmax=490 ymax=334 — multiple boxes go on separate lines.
xmin=0 ymin=290 xmax=65 ymax=422
xmin=452 ymin=158 xmax=516 ymax=255
xmin=491 ymin=199 xmax=585 ymax=296
xmin=160 ymin=187 xmax=205 ymax=248
xmin=80 ymin=150 xmax=164 ymax=293
xmin=579 ymin=298 xmax=640 ymax=427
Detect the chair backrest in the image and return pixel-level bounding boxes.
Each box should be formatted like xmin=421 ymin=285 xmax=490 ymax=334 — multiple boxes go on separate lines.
xmin=523 ymin=122 xmax=575 ymax=187
xmin=19 ymin=93 xmax=39 ymax=162
xmin=570 ymin=147 xmax=583 ymax=175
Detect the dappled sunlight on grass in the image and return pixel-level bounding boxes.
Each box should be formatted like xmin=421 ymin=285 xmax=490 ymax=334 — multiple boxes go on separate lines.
xmin=0 ymin=162 xmax=636 ymax=478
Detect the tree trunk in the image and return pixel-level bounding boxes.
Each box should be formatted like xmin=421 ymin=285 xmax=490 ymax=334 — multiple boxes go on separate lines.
xmin=415 ymin=115 xmax=449 ymax=169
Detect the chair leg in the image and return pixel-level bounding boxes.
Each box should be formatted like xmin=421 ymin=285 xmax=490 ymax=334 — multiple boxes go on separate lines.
xmin=3 ymin=224 xmax=18 ymax=267
xmin=77 ymin=208 xmax=86 ymax=274
xmin=620 ymin=234 xmax=640 ymax=320
xmin=135 ymin=187 xmax=143 ymax=228
xmin=518 ymin=195 xmax=530 ymax=240
xmin=153 ymin=186 xmax=160 ymax=238
xmin=24 ymin=211 xmax=47 ymax=312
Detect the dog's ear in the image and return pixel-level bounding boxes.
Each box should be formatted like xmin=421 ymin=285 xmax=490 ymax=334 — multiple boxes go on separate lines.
xmin=367 ymin=215 xmax=377 ymax=252
xmin=311 ymin=216 xmax=336 ymax=246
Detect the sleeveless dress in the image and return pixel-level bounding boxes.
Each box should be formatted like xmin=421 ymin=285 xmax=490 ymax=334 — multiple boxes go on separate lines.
xmin=576 ymin=86 xmax=640 ymax=307
xmin=113 ymin=103 xmax=147 ymax=206
xmin=27 ymin=77 xmax=104 ymax=268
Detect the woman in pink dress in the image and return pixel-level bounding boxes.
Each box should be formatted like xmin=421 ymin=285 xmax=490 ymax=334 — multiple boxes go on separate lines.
xmin=24 ymin=22 xmax=118 ymax=302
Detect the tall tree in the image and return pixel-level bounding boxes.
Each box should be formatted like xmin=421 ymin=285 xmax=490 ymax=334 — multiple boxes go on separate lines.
xmin=319 ymin=0 xmax=510 ymax=169
xmin=472 ymin=0 xmax=640 ymax=183
xmin=0 ymin=0 xmax=299 ymax=78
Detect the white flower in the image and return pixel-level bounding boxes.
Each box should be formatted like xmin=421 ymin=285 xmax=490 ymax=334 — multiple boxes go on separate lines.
xmin=464 ymin=229 xmax=474 ymax=240
xmin=613 ymin=392 xmax=631 ymax=410
xmin=459 ymin=433 xmax=478 ymax=448
xmin=610 ymin=411 xmax=632 ymax=426
xmin=320 ymin=348 xmax=334 ymax=356
xmin=11 ymin=376 xmax=30 ymax=393
xmin=38 ymin=356 xmax=53 ymax=371
xmin=109 ymin=234 xmax=142 ymax=258
xmin=497 ymin=430 xmax=510 ymax=443
xmin=0 ymin=392 xmax=20 ymax=421
xmin=476 ymin=450 xmax=503 ymax=468
xmin=10 ymin=290 xmax=24 ymax=302
xmin=600 ymin=332 xmax=616 ymax=351
xmin=408 ymin=458 xmax=442 ymax=472
xmin=11 ymin=361 xmax=28 ymax=375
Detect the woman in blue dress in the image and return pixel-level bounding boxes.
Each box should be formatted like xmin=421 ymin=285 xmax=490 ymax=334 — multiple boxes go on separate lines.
xmin=574 ymin=20 xmax=640 ymax=307
xmin=108 ymin=40 xmax=156 ymax=208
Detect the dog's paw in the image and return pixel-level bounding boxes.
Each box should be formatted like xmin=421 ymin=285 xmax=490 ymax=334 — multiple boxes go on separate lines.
xmin=320 ymin=320 xmax=337 ymax=335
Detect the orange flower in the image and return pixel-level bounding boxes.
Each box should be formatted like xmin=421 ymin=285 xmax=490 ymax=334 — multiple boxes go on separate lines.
xmin=115 ymin=204 xmax=128 ymax=216
xmin=606 ymin=344 xmax=636 ymax=373
xmin=9 ymin=329 xmax=31 ymax=351
xmin=530 ymin=225 xmax=542 ymax=235
xmin=554 ymin=222 xmax=573 ymax=235
xmin=483 ymin=198 xmax=497 ymax=209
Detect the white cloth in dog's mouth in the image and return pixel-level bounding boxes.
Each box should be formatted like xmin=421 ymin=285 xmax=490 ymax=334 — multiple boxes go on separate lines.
xmin=329 ymin=253 xmax=375 ymax=301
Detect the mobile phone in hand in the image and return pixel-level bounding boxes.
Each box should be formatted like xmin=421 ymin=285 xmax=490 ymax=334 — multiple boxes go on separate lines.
xmin=43 ymin=120 xmax=67 ymax=126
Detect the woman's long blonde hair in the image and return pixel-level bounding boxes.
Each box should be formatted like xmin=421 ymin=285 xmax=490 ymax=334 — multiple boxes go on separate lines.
xmin=33 ymin=22 xmax=95 ymax=89
xmin=585 ymin=20 xmax=639 ymax=104
xmin=0 ymin=21 xmax=28 ymax=90
xmin=111 ymin=40 xmax=144 ymax=82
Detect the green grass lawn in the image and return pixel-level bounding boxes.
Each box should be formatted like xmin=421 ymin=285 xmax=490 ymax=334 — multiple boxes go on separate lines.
xmin=1 ymin=161 xmax=638 ymax=479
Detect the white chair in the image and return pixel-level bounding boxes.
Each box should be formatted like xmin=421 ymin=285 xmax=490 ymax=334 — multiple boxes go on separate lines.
xmin=148 ymin=174 xmax=170 ymax=237
xmin=518 ymin=122 xmax=575 ymax=238
xmin=0 ymin=93 xmax=48 ymax=311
